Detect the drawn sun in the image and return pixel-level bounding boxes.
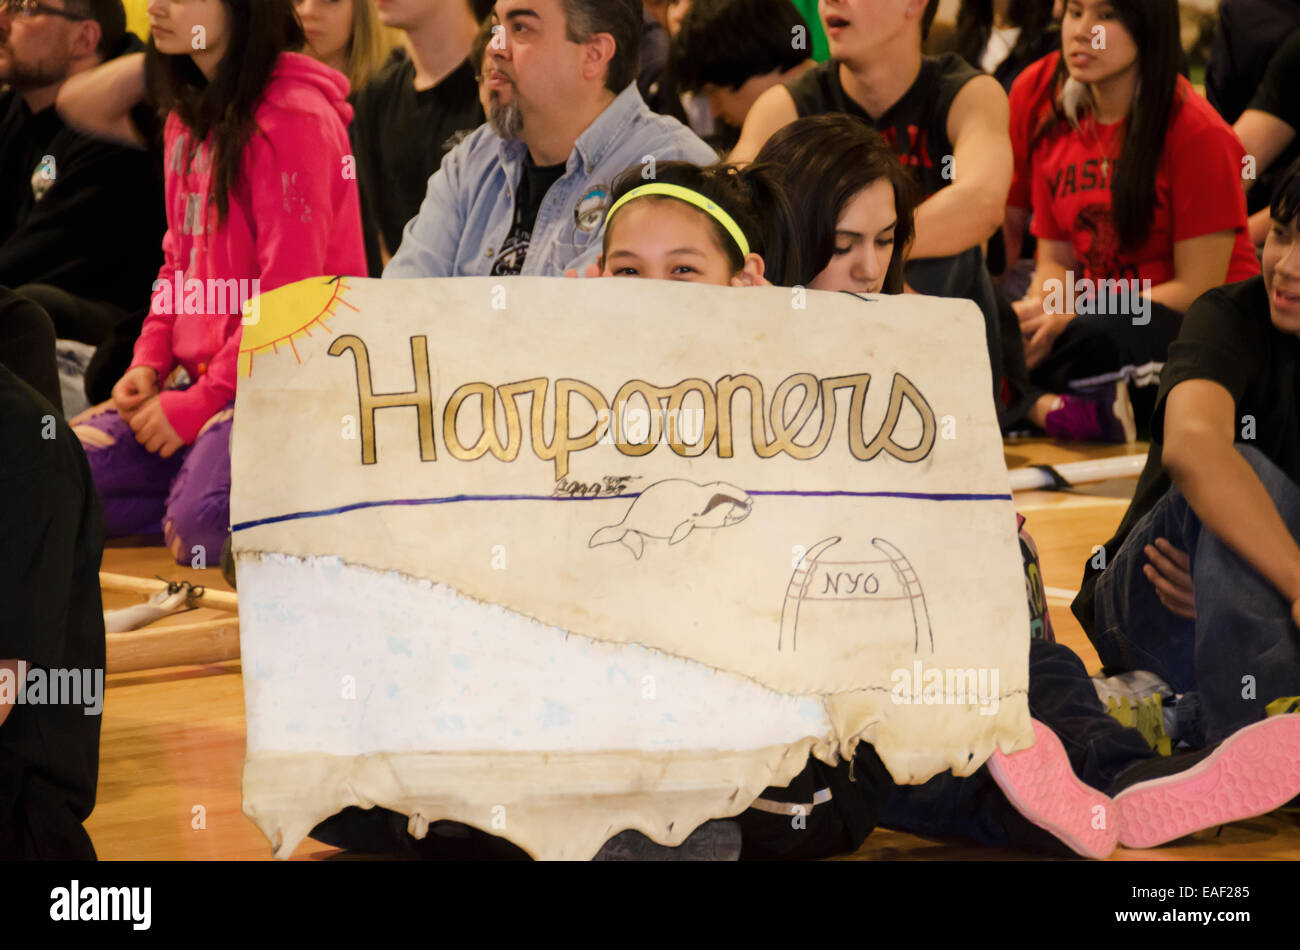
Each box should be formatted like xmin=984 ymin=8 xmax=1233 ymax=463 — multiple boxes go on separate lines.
xmin=238 ymin=276 xmax=358 ymax=377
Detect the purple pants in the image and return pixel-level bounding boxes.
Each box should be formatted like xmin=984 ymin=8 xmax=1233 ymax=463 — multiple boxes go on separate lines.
xmin=74 ymin=405 xmax=233 ymax=566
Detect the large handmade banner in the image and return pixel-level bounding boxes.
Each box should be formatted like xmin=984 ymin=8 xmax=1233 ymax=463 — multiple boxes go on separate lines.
xmin=232 ymin=276 xmax=1032 ymax=860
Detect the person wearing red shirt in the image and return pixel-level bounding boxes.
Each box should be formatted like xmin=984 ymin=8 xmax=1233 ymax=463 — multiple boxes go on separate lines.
xmin=1013 ymin=0 xmax=1259 ymax=443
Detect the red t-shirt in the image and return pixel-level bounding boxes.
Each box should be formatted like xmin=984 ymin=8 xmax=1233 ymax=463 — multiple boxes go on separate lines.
xmin=1008 ymin=51 xmax=1060 ymax=211
xmin=1029 ymin=76 xmax=1259 ymax=288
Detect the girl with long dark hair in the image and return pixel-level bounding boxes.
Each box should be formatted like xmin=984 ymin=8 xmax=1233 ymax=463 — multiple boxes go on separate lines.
xmin=755 ymin=115 xmax=918 ymax=295
xmin=1015 ymin=0 xmax=1258 ymax=443
xmin=72 ymin=0 xmax=366 ymax=563
xmin=952 ymin=0 xmax=1060 ymax=90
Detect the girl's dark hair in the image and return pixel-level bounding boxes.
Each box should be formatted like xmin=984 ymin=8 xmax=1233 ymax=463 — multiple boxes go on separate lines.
xmin=602 ymin=160 xmax=804 ymax=285
xmin=1035 ymin=0 xmax=1182 ymax=251
xmin=145 ymin=0 xmax=306 ymax=225
xmin=1273 ymin=155 xmax=1300 ymax=229
xmin=754 ymin=114 xmax=918 ymax=294
xmin=954 ymin=0 xmax=1056 ymax=70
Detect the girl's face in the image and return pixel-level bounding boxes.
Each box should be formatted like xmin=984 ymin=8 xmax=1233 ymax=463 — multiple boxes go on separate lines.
xmin=295 ymin=0 xmax=354 ymax=72
xmin=147 ymin=0 xmax=230 ymax=68
xmin=809 ymin=179 xmax=898 ymax=295
xmin=1061 ymin=0 xmax=1138 ymax=86
xmin=601 ymin=198 xmax=764 ymax=286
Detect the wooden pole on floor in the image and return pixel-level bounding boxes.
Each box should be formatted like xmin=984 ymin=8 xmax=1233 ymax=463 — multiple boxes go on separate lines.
xmin=99 ymin=571 xmax=239 ymax=612
xmin=100 ymin=572 xmax=241 ymax=673
xmin=106 ymin=616 xmax=241 ymax=674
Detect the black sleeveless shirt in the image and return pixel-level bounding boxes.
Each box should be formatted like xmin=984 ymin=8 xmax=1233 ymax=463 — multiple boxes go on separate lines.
xmin=784 ymin=53 xmax=981 ymax=200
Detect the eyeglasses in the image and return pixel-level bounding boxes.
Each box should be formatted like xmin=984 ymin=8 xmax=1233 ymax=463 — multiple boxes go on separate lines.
xmin=0 ymin=0 xmax=91 ymax=20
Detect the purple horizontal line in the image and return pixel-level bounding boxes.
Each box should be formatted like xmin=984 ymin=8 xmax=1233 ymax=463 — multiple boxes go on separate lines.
xmin=232 ymin=488 xmax=1010 ymax=533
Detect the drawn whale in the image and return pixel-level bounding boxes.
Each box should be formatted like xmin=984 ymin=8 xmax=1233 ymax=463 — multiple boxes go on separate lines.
xmin=589 ymin=479 xmax=753 ymax=559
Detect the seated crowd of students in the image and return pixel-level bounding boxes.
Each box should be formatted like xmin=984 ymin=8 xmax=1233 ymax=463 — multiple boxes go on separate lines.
xmin=3 ymin=0 xmax=1300 ymax=860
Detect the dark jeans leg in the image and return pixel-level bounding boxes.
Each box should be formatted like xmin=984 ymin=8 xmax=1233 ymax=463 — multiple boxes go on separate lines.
xmin=1024 ymin=639 xmax=1155 ymax=790
xmin=1191 ymin=446 xmax=1300 ymax=744
xmin=879 ymin=640 xmax=1154 ymax=849
xmin=1094 ymin=444 xmax=1300 ymax=747
xmin=0 ymin=286 xmax=60 ymax=413
xmin=1091 ymin=481 xmax=1201 ymax=692
xmin=1029 ymin=301 xmax=1183 ymax=439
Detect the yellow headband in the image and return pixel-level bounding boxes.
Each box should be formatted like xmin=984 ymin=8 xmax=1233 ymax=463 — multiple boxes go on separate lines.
xmin=604 ymin=183 xmax=751 ymax=259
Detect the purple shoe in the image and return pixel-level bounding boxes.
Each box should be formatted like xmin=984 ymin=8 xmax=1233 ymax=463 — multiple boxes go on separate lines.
xmin=1043 ymin=382 xmax=1136 ymax=444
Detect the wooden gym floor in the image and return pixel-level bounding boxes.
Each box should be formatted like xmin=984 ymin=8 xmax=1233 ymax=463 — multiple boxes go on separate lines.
xmin=89 ymin=438 xmax=1300 ymax=860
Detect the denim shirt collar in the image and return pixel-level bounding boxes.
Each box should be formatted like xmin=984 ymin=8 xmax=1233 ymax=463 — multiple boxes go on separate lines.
xmin=494 ymin=83 xmax=645 ymax=182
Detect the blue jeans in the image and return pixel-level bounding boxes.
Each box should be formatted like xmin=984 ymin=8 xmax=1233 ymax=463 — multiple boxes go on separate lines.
xmin=875 ymin=639 xmax=1154 ymax=850
xmin=1092 ymin=445 xmax=1300 ymax=747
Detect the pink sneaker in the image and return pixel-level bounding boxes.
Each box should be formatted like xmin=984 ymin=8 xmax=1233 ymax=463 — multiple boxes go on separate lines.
xmin=1113 ymin=714 xmax=1300 ymax=849
xmin=987 ymin=718 xmax=1118 ymax=858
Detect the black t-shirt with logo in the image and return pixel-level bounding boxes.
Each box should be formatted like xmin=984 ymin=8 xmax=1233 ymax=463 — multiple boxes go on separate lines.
xmin=1074 ymin=276 xmax=1300 ymax=633
xmin=490 ymin=156 xmax=567 ymax=277
xmin=0 ymin=362 xmax=105 ymax=859
xmin=352 ymin=54 xmax=485 ymax=275
xmin=784 ymin=53 xmax=981 ymax=199
xmin=0 ymin=89 xmax=165 ymax=314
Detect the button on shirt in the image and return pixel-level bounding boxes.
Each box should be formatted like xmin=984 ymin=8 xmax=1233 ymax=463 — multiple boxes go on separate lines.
xmin=383 ymin=83 xmax=718 ymax=279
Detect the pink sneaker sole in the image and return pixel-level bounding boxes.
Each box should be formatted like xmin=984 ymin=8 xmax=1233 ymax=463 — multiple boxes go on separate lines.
xmin=988 ymin=718 xmax=1118 ymax=859
xmin=1116 ymin=714 xmax=1300 ymax=849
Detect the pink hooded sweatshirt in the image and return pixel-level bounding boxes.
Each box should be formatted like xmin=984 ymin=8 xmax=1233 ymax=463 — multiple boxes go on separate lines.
xmin=131 ymin=52 xmax=366 ymax=443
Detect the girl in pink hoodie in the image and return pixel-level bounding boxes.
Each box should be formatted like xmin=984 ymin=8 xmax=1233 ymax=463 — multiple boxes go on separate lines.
xmin=74 ymin=0 xmax=366 ymax=565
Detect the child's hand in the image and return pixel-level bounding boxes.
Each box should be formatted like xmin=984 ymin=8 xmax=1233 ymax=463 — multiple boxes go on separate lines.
xmin=730 ymin=272 xmax=772 ymax=287
xmin=563 ymin=262 xmax=603 ymax=279
xmin=1013 ymin=295 xmax=1044 ymax=326
xmin=112 ymin=366 xmax=159 ymax=422
xmin=128 ymin=396 xmax=185 ymax=458
xmin=1143 ymin=538 xmax=1195 ymax=620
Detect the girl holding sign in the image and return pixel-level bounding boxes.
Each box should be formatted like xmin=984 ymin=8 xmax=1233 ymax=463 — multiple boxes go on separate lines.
xmin=593 ymin=148 xmax=1113 ymax=859
xmin=71 ymin=0 xmax=366 ymax=565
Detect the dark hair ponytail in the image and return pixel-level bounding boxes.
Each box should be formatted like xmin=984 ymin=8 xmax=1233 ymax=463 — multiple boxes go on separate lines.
xmin=603 ymin=160 xmax=804 ymax=285
xmin=146 ymin=0 xmax=306 ymax=225
xmin=755 ymin=114 xmax=918 ymax=293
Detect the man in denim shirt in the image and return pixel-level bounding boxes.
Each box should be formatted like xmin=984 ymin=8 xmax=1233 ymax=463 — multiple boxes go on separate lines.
xmin=384 ymin=0 xmax=716 ymax=280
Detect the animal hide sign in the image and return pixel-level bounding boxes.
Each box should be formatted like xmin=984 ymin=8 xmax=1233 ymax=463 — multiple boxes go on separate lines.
xmin=232 ymin=276 xmax=1033 ymax=860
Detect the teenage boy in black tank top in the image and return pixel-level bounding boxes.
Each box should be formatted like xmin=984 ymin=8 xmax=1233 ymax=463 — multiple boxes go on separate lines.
xmin=731 ymin=0 xmax=1034 ymax=429
xmin=783 ymin=52 xmax=980 ymax=201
